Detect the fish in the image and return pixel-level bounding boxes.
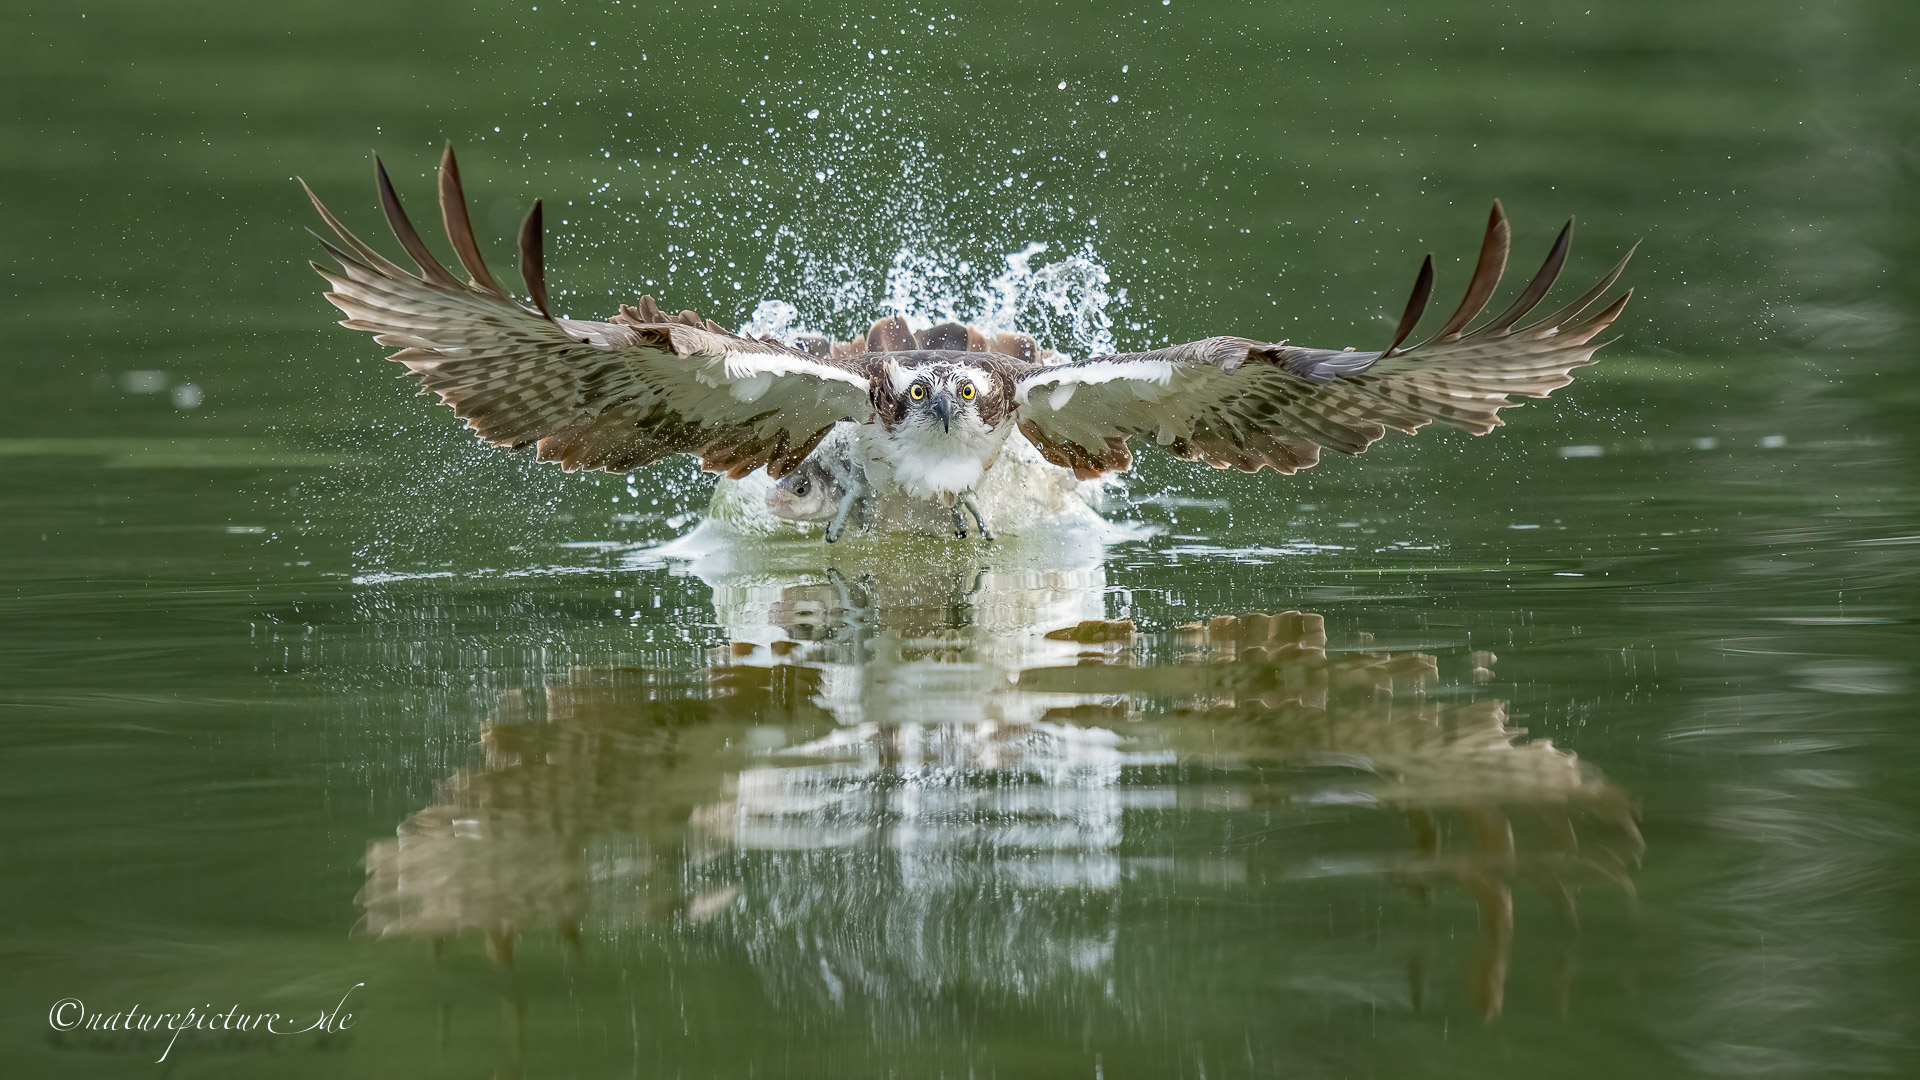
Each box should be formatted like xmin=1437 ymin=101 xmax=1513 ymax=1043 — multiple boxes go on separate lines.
xmin=764 ymin=423 xmax=873 ymax=542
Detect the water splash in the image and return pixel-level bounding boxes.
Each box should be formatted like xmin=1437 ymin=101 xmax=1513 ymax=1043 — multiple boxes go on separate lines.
xmin=880 ymin=241 xmax=1123 ymax=358
xmin=741 ymin=240 xmax=1125 ymax=358
xmin=313 ymin=39 xmax=1155 ymax=581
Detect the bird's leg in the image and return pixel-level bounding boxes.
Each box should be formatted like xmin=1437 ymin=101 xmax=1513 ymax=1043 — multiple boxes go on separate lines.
xmin=960 ymin=491 xmax=994 ymax=541
xmin=950 ymin=503 xmax=969 ymax=539
xmin=825 ymin=567 xmax=859 ymax=615
xmin=824 ymin=487 xmax=864 ymax=543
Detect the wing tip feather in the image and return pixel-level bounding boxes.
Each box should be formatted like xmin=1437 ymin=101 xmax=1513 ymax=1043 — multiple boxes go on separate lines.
xmin=374 ymin=154 xmax=460 ymax=289
xmin=1383 ymin=254 xmax=1435 ymax=357
xmin=436 ymin=142 xmax=507 ymax=297
xmin=519 ymin=198 xmax=553 ymax=319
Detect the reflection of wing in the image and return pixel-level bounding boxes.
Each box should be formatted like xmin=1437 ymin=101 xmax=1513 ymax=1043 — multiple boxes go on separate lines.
xmin=358 ymin=664 xmax=836 ymax=941
xmin=1025 ymin=610 xmax=1644 ymax=1021
xmin=1014 ymin=203 xmax=1634 ymax=477
xmin=1024 ymin=612 xmax=1639 ymax=829
xmin=305 ymin=145 xmax=872 ymax=477
xmin=362 ymin=606 xmax=1642 ymax=1023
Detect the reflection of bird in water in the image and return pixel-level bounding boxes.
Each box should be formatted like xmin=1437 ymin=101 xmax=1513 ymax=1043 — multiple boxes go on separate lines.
xmin=358 ymin=663 xmax=833 ymax=955
xmin=361 ymin=585 xmax=1640 ymax=1027
xmin=305 ymin=146 xmax=1634 ymax=540
xmin=1023 ymin=612 xmax=1643 ymax=1020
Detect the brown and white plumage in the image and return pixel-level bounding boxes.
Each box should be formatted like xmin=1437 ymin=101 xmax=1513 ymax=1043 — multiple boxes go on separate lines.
xmin=306 ymin=145 xmax=870 ymax=479
xmin=305 ymin=146 xmax=1634 ymax=530
xmin=1011 ymin=206 xmax=1634 ymax=478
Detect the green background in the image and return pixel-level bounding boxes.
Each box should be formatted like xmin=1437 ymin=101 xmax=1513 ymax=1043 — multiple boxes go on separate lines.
xmin=3 ymin=0 xmax=1917 ymax=1075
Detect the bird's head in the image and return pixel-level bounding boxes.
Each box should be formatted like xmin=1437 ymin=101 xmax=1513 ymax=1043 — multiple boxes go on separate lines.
xmin=882 ymin=358 xmax=1003 ymax=436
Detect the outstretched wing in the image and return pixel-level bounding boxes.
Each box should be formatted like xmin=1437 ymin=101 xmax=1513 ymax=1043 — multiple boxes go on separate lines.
xmin=304 ymin=145 xmax=872 ymax=478
xmin=1013 ymin=203 xmax=1634 ymax=478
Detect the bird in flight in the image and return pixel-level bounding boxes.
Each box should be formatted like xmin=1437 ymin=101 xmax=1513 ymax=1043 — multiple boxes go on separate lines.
xmin=304 ymin=145 xmax=1633 ymax=540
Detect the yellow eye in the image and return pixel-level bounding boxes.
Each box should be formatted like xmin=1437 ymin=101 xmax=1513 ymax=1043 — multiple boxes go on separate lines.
xmin=959 ymin=382 xmax=975 ymax=400
xmin=910 ymin=384 xmax=926 ymax=401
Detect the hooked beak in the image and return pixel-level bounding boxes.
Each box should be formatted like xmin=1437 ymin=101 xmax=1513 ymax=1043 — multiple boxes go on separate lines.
xmin=932 ymin=390 xmax=953 ymax=433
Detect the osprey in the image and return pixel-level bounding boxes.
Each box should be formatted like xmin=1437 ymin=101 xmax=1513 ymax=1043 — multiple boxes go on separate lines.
xmin=305 ymin=146 xmax=1633 ymax=540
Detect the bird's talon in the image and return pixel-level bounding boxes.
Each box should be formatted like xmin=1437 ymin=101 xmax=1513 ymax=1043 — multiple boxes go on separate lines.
xmin=959 ymin=492 xmax=993 ymax=542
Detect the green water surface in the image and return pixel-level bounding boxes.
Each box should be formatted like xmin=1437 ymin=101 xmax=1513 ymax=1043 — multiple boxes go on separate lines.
xmin=4 ymin=0 xmax=1918 ymax=1076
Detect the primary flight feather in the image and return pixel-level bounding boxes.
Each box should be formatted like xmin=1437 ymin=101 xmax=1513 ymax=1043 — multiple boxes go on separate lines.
xmin=304 ymin=145 xmax=1634 ymax=539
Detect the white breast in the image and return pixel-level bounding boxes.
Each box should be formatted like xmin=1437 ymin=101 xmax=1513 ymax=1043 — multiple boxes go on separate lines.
xmin=862 ymin=415 xmax=1014 ymax=500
